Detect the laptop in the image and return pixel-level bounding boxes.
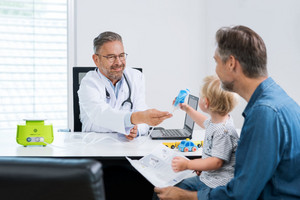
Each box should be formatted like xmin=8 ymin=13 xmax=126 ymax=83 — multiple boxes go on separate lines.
xmin=150 ymin=94 xmax=199 ymax=140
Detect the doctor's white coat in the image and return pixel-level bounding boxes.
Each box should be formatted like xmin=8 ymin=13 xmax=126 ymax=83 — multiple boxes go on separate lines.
xmin=77 ymin=67 xmax=149 ymax=135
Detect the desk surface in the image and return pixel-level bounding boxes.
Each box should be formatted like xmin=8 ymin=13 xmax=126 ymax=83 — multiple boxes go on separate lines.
xmin=0 ymin=130 xmax=205 ymax=158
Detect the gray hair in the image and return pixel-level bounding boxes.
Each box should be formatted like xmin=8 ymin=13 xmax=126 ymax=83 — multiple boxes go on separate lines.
xmin=93 ymin=31 xmax=123 ymax=53
xmin=216 ymin=25 xmax=268 ymax=78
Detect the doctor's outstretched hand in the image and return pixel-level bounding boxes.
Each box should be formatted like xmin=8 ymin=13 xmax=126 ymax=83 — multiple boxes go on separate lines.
xmin=131 ymin=109 xmax=172 ymax=126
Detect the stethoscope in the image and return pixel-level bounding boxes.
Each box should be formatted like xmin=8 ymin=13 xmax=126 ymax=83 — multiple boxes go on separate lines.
xmin=104 ymin=72 xmax=133 ymax=110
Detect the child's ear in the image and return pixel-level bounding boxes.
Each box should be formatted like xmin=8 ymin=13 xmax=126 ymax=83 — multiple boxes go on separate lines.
xmin=204 ymin=97 xmax=209 ymax=108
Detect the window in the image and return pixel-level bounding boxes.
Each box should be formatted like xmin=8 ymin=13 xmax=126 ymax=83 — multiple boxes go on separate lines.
xmin=0 ymin=0 xmax=68 ymax=133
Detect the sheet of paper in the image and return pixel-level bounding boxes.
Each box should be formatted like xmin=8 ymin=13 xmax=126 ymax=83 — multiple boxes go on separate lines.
xmin=126 ymin=144 xmax=194 ymax=188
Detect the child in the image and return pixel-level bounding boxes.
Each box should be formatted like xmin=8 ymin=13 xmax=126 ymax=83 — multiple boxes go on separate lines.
xmin=171 ymin=75 xmax=239 ymax=195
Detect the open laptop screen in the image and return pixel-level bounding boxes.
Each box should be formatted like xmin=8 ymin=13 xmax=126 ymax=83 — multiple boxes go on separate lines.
xmin=184 ymin=95 xmax=199 ymax=131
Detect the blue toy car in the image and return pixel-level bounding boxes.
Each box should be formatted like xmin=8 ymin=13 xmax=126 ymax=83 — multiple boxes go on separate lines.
xmin=178 ymin=139 xmax=198 ymax=152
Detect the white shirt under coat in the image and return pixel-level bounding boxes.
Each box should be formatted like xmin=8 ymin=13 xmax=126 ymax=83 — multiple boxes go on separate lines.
xmin=78 ymin=67 xmax=149 ymax=135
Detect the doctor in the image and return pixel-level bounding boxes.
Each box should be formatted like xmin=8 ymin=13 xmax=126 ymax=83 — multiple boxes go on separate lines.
xmin=78 ymin=31 xmax=172 ymax=140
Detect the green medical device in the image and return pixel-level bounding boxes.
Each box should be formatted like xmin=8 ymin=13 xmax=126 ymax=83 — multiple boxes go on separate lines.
xmin=16 ymin=119 xmax=54 ymax=147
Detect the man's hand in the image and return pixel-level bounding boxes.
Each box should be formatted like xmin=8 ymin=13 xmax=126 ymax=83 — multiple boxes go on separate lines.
xmin=172 ymin=156 xmax=189 ymax=172
xmin=154 ymin=186 xmax=197 ymax=200
xmin=125 ymin=125 xmax=138 ymax=140
xmin=131 ymin=109 xmax=172 ymax=126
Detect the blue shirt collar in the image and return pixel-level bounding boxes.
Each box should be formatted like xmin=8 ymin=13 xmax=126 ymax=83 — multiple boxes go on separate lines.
xmin=242 ymin=77 xmax=275 ymax=118
xmin=96 ymin=68 xmax=124 ymax=98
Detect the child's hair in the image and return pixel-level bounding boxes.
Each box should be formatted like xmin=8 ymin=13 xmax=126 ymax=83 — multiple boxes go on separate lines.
xmin=201 ymin=75 xmax=238 ymax=116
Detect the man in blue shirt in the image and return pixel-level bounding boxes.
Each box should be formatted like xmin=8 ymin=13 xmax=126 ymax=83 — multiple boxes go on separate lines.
xmin=154 ymin=25 xmax=300 ymax=199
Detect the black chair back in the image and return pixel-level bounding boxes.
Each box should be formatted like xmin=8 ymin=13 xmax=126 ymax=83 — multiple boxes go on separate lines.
xmin=73 ymin=67 xmax=96 ymax=132
xmin=0 ymin=157 xmax=105 ymax=200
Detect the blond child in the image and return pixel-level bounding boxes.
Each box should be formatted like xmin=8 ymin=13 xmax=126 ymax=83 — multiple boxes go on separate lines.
xmin=171 ymin=75 xmax=239 ymax=196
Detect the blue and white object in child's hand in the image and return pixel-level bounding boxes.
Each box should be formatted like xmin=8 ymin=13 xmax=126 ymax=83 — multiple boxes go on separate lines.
xmin=173 ymin=89 xmax=190 ymax=111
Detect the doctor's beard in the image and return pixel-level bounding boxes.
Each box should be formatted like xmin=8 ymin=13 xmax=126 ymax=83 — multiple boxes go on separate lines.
xmin=106 ymin=63 xmax=125 ymax=82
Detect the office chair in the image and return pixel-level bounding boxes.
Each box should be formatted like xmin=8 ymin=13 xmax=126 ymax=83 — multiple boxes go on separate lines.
xmin=73 ymin=67 xmax=96 ymax=132
xmin=0 ymin=157 xmax=105 ymax=200
xmin=73 ymin=66 xmax=142 ymax=132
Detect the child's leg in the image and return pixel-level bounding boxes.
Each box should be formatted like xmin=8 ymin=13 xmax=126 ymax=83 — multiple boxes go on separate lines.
xmin=175 ymin=176 xmax=208 ymax=191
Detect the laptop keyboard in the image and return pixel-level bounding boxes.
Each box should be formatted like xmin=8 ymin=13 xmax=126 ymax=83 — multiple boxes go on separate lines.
xmin=161 ymin=129 xmax=188 ymax=137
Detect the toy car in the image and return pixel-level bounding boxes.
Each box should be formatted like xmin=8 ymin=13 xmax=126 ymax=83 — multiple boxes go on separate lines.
xmin=193 ymin=141 xmax=203 ymax=148
xmin=178 ymin=139 xmax=198 ymax=152
xmin=163 ymin=141 xmax=181 ymax=149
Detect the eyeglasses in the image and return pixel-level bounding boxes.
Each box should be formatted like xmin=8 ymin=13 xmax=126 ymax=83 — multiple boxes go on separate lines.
xmin=95 ymin=53 xmax=128 ymax=63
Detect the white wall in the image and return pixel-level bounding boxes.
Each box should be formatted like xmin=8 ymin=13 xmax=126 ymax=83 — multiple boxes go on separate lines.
xmin=72 ymin=0 xmax=300 ymax=129
xmin=73 ymin=0 xmax=206 ymax=130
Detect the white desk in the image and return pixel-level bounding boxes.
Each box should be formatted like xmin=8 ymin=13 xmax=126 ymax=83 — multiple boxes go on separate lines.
xmin=0 ymin=130 xmax=205 ymax=200
xmin=0 ymin=130 xmax=205 ymax=158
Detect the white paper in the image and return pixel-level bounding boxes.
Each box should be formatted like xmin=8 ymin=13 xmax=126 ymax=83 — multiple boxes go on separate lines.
xmin=126 ymin=144 xmax=194 ymax=188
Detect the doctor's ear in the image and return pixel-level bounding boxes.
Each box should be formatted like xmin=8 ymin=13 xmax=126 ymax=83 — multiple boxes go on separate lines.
xmin=92 ymin=54 xmax=100 ymax=65
xmin=92 ymin=54 xmax=98 ymax=61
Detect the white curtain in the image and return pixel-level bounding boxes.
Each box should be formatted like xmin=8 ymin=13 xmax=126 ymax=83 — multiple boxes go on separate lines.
xmin=0 ymin=0 xmax=68 ymax=133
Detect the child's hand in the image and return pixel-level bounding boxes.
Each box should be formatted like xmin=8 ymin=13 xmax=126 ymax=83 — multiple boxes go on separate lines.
xmin=172 ymin=98 xmax=189 ymax=112
xmin=172 ymin=156 xmax=189 ymax=172
xmin=172 ymin=98 xmax=176 ymax=106
xmin=179 ymin=103 xmax=189 ymax=112
xmin=193 ymin=170 xmax=202 ymax=176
